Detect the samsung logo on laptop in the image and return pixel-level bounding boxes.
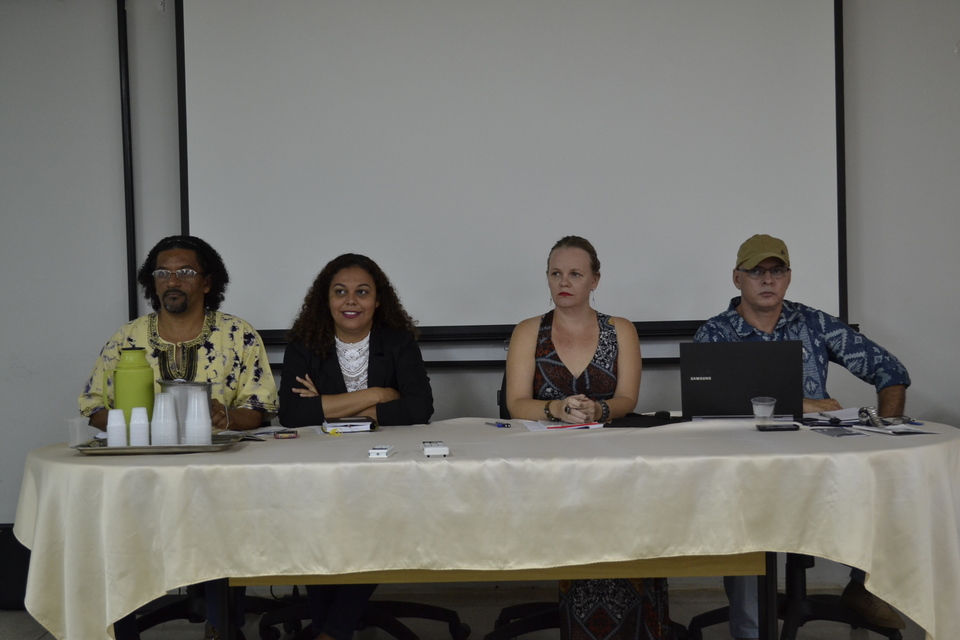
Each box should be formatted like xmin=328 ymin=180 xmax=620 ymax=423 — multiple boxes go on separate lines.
xmin=688 ymin=376 xmax=712 ymax=381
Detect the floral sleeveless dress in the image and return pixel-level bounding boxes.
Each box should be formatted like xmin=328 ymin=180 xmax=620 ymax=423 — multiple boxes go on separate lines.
xmin=532 ymin=310 xmax=674 ymax=640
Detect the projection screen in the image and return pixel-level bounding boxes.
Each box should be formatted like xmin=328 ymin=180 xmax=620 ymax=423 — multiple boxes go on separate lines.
xmin=180 ymin=0 xmax=842 ymax=336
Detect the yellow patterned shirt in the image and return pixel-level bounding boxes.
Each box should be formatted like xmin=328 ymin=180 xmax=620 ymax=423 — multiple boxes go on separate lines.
xmin=79 ymin=311 xmax=279 ymax=419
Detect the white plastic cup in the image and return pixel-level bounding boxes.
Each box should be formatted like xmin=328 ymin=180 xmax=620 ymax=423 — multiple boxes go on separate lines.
xmin=151 ymin=393 xmax=179 ymax=446
xmin=156 ymin=380 xmax=212 ymax=444
xmin=66 ymin=416 xmax=95 ymax=447
xmin=151 ymin=392 xmax=176 ymax=423
xmin=129 ymin=407 xmax=150 ymax=446
xmin=751 ymin=396 xmax=777 ymax=425
xmin=106 ymin=409 xmax=128 ymax=447
xmin=183 ymin=387 xmax=212 ymax=445
xmin=183 ymin=422 xmax=212 ymax=445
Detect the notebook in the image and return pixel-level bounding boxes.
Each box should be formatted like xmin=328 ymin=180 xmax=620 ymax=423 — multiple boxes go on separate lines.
xmin=680 ymin=341 xmax=803 ymax=421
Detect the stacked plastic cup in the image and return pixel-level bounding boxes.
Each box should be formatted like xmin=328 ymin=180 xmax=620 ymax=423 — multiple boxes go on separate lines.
xmin=106 ymin=409 xmax=128 ymax=447
xmin=151 ymin=392 xmax=179 ymax=445
xmin=183 ymin=386 xmax=213 ymax=445
xmin=129 ymin=407 xmax=150 ymax=446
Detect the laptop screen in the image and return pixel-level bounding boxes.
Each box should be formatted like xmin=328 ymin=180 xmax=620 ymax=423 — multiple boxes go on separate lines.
xmin=680 ymin=341 xmax=803 ymax=421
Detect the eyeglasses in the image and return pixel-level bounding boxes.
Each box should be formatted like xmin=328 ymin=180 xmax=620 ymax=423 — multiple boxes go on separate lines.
xmin=737 ymin=266 xmax=791 ymax=280
xmin=152 ymin=268 xmax=202 ymax=281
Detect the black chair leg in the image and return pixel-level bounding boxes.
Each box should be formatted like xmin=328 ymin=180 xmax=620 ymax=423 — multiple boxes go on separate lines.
xmin=113 ymin=611 xmax=141 ymax=640
xmin=669 ymin=620 xmax=689 ymax=639
xmin=257 ymin=596 xmax=470 ymax=640
xmin=686 ymin=605 xmax=729 ymax=640
xmin=370 ymin=600 xmax=471 ymax=640
xmin=483 ymin=604 xmax=557 ymax=640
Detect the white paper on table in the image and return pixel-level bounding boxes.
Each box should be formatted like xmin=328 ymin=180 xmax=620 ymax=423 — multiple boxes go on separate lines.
xmin=852 ymin=424 xmax=937 ymax=435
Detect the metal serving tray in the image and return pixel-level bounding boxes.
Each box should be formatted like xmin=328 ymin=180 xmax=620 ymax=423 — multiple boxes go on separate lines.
xmin=73 ymin=434 xmax=242 ymax=455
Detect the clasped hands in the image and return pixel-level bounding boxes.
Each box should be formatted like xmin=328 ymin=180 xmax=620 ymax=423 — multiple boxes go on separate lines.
xmin=553 ymin=394 xmax=599 ymax=423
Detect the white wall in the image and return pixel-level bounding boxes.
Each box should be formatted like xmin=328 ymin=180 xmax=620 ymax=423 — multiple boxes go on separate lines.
xmin=1 ymin=1 xmax=129 ymax=523
xmin=2 ymin=0 xmax=958 ymax=555
xmin=840 ymin=0 xmax=960 ymax=426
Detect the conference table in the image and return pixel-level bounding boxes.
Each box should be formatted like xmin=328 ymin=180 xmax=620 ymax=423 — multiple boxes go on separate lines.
xmin=14 ymin=417 xmax=960 ymax=640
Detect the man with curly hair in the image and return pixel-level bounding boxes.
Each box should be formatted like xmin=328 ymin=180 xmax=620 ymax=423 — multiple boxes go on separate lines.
xmin=79 ymin=235 xmax=278 ymax=431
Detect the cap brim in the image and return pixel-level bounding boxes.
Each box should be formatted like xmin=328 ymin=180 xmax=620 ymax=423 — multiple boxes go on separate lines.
xmin=738 ymin=253 xmax=789 ymax=270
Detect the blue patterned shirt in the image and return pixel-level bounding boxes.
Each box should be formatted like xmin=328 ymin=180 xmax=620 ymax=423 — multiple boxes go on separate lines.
xmin=694 ymin=298 xmax=910 ymax=400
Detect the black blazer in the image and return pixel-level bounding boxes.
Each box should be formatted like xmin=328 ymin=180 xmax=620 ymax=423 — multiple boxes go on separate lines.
xmin=278 ymin=327 xmax=434 ymax=428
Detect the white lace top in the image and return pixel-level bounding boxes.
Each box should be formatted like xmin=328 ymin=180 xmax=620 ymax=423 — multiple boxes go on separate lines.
xmin=335 ymin=333 xmax=371 ymax=393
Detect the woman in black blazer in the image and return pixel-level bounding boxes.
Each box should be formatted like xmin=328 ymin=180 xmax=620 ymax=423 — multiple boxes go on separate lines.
xmin=280 ymin=253 xmax=433 ymax=428
xmin=279 ymin=253 xmax=433 ymax=640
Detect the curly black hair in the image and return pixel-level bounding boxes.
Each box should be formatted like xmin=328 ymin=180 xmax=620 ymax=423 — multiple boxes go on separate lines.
xmin=136 ymin=235 xmax=229 ymax=311
xmin=289 ymin=253 xmax=418 ymax=358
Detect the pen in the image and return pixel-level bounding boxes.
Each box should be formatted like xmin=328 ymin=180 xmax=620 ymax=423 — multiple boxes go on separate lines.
xmin=485 ymin=421 xmax=512 ymax=428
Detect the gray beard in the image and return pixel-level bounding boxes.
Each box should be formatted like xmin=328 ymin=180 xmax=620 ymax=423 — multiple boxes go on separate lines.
xmin=161 ymin=291 xmax=188 ymax=314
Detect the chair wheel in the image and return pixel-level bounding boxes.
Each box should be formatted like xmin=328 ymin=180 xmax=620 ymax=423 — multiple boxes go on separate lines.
xmin=450 ymin=622 xmax=471 ymax=640
xmin=259 ymin=626 xmax=281 ymax=640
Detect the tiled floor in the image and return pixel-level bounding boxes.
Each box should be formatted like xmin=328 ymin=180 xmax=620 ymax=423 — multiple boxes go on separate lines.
xmin=0 ymin=579 xmax=925 ymax=640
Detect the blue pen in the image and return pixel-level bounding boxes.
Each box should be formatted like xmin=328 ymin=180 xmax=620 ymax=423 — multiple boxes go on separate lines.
xmin=485 ymin=421 xmax=512 ymax=428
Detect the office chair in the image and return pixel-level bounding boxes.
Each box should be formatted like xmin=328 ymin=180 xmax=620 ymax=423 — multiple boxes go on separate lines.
xmin=113 ymin=583 xmax=292 ymax=640
xmin=686 ymin=554 xmax=904 ymax=640
xmin=257 ymin=596 xmax=471 ymax=640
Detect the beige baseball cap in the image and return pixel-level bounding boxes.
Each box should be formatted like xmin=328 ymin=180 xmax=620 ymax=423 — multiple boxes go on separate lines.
xmin=736 ymin=234 xmax=790 ymax=269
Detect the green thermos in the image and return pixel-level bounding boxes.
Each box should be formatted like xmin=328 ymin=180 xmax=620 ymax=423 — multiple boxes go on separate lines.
xmin=104 ymin=347 xmax=155 ymax=424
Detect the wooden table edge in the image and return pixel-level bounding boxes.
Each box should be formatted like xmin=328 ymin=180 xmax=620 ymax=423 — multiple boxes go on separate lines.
xmin=231 ymin=552 xmax=767 ymax=586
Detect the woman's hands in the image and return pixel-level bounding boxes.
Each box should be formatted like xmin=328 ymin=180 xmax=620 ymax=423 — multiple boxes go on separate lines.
xmin=293 ymin=374 xmax=319 ymax=397
xmin=293 ymin=374 xmax=399 ymax=404
xmin=549 ymin=394 xmax=599 ymax=423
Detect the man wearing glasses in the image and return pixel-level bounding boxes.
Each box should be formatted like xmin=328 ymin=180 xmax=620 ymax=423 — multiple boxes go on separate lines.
xmin=78 ymin=235 xmax=278 ymax=638
xmin=694 ymin=234 xmax=911 ymax=639
xmin=79 ymin=234 xmax=278 ymax=431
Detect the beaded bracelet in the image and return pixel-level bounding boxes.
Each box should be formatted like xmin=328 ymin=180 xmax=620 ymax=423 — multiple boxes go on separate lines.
xmin=598 ymin=399 xmax=610 ymax=422
xmin=544 ymin=400 xmax=560 ymax=421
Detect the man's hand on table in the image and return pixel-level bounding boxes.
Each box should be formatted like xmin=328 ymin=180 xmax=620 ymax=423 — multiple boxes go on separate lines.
xmin=802 ymin=397 xmax=844 ymax=414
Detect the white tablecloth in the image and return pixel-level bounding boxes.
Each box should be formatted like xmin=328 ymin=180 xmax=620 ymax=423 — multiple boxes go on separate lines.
xmin=15 ymin=418 xmax=960 ymax=640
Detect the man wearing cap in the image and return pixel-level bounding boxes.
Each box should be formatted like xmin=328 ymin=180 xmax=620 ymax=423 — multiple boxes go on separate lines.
xmin=694 ymin=234 xmax=911 ymax=639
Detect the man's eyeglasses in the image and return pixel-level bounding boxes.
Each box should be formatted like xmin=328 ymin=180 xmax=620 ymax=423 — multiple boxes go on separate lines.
xmin=152 ymin=268 xmax=202 ymax=281
xmin=737 ymin=266 xmax=791 ymax=280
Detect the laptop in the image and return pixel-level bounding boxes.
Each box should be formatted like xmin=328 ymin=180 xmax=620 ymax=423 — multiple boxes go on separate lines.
xmin=680 ymin=341 xmax=803 ymax=421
